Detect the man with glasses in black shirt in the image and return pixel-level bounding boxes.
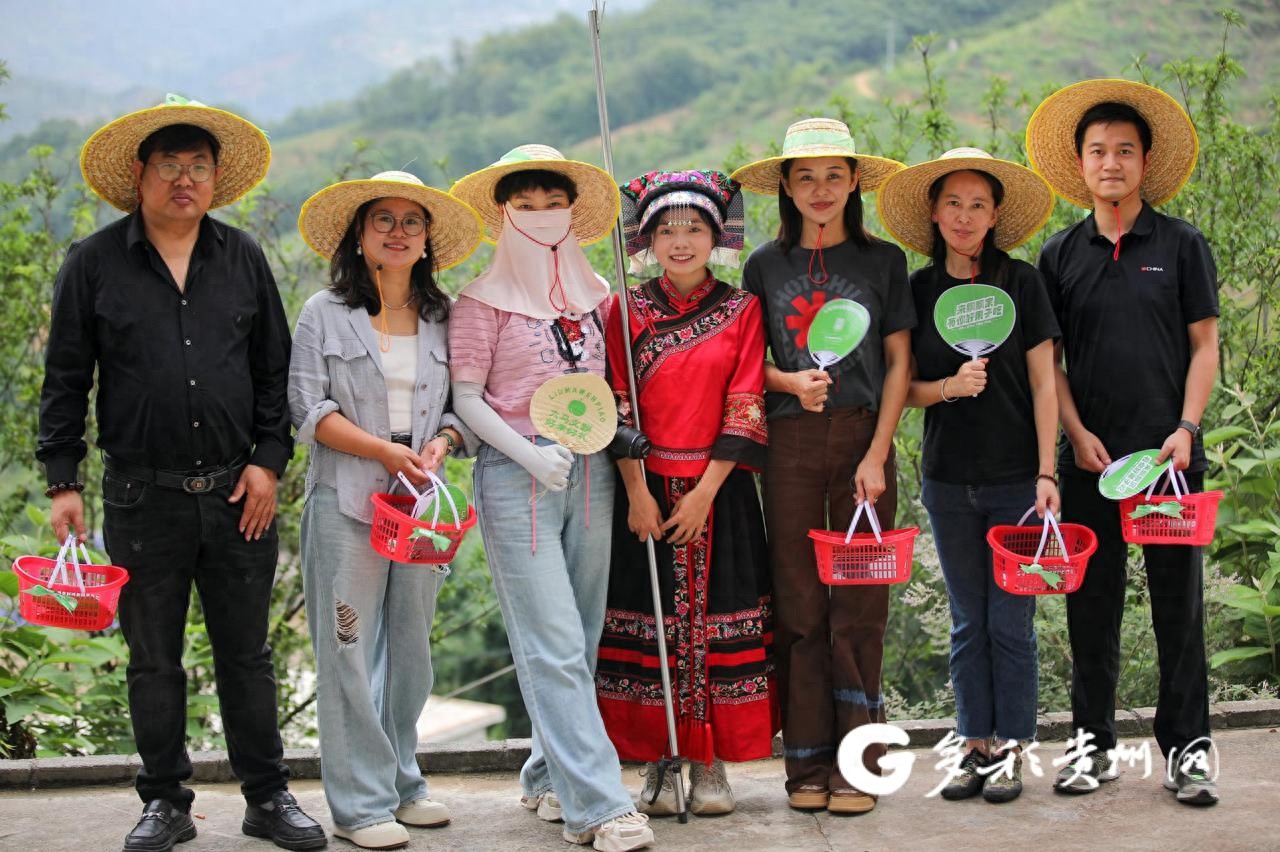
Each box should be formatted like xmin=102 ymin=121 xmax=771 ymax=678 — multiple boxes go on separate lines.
xmin=1027 ymin=80 xmax=1220 ymax=807
xmin=37 ymin=97 xmax=325 ymax=851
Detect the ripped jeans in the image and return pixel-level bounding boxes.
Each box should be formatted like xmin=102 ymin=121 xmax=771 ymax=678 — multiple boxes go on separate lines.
xmin=300 ymin=485 xmax=445 ymax=830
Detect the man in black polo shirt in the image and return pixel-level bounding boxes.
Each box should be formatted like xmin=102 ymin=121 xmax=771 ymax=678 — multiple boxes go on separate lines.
xmin=1027 ymin=80 xmax=1220 ymax=806
xmin=37 ymin=98 xmax=325 ymax=851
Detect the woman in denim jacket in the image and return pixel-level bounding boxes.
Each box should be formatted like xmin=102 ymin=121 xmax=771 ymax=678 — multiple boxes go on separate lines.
xmin=288 ymin=170 xmax=482 ymax=849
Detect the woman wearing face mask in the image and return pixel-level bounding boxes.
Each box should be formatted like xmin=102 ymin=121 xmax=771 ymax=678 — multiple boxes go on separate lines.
xmin=290 ymin=170 xmax=482 ymax=849
xmin=879 ymin=148 xmax=1059 ymax=804
xmin=594 ymin=170 xmax=774 ymax=818
xmin=732 ymin=118 xmax=912 ymax=814
xmin=448 ymin=146 xmax=655 ymax=852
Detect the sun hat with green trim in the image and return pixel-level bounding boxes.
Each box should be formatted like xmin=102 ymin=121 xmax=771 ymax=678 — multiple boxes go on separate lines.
xmin=298 ymin=171 xmax=483 ymax=270
xmin=80 ymin=93 xmax=271 ymax=212
xmin=730 ymin=117 xmax=905 ymax=195
xmin=1025 ymin=78 xmax=1199 ymax=208
xmin=877 ymin=147 xmax=1055 ymax=256
xmin=449 ymin=144 xmax=620 ymax=245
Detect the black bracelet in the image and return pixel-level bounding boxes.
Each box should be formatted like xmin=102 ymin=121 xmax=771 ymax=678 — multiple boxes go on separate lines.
xmin=45 ymin=481 xmax=86 ymax=498
xmin=1036 ymin=474 xmax=1058 ymax=487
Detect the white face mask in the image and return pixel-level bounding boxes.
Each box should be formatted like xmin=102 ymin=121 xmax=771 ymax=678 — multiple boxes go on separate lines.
xmin=503 ymin=204 xmax=574 ymax=240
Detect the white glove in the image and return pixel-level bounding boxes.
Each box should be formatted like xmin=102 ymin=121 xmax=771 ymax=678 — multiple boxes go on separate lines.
xmin=524 ymin=443 xmax=574 ymax=492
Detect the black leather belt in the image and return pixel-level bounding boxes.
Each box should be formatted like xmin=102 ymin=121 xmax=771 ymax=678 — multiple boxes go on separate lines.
xmin=103 ymin=453 xmax=248 ymax=495
xmin=390 ymin=433 xmax=413 ymax=447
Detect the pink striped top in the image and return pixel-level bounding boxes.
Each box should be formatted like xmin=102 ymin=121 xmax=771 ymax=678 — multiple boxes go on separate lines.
xmin=449 ymin=295 xmax=611 ymax=436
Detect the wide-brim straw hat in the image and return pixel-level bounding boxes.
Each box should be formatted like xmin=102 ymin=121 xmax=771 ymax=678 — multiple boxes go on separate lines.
xmin=877 ymin=147 xmax=1055 ymax=255
xmin=1026 ymin=78 xmax=1199 ymax=208
xmin=298 ymin=171 xmax=483 ymax=270
xmin=449 ymin=144 xmax=620 ymax=245
xmin=731 ymin=117 xmax=905 ymax=195
xmin=80 ymin=93 xmax=271 ymax=212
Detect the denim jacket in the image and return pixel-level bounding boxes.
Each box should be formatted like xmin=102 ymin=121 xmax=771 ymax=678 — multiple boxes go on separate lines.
xmin=288 ymin=290 xmax=477 ymax=524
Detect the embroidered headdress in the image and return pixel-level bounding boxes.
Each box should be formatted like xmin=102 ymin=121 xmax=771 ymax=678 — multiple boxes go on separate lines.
xmin=620 ymin=169 xmax=744 ymax=273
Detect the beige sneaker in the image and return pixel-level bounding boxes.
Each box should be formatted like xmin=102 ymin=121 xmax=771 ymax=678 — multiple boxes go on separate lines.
xmin=562 ymin=811 xmax=654 ymax=851
xmin=689 ymin=759 xmax=734 ymax=815
xmin=394 ymin=796 xmax=450 ymax=827
xmin=331 ymin=820 xmax=410 ymax=849
xmin=636 ymin=763 xmax=680 ymax=816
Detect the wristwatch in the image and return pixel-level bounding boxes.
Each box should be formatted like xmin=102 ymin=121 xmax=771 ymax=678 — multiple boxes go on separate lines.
xmin=1177 ymin=419 xmax=1201 ymax=437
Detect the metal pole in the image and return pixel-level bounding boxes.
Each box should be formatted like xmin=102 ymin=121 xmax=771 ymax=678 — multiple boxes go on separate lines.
xmin=587 ymin=2 xmax=689 ymax=823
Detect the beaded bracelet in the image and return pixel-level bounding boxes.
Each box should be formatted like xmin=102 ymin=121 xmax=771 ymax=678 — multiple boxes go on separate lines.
xmin=44 ymin=481 xmax=86 ymax=498
xmin=1036 ymin=474 xmax=1059 ymax=487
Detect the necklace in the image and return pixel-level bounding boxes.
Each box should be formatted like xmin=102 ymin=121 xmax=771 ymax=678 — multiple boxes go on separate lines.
xmin=384 ymin=294 xmax=416 ymax=310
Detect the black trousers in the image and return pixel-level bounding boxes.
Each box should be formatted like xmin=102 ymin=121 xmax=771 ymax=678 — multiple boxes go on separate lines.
xmin=102 ymin=468 xmax=289 ymax=809
xmin=1059 ymin=465 xmax=1211 ymax=757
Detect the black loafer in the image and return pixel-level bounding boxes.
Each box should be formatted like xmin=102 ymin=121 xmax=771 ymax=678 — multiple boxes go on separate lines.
xmin=242 ymin=789 xmax=328 ymax=850
xmin=123 ymin=799 xmax=196 ymax=852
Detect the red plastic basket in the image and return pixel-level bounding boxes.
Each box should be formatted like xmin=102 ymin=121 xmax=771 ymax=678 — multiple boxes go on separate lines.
xmin=809 ymin=501 xmax=917 ymax=585
xmin=369 ymin=493 xmax=476 ymax=565
xmin=1118 ymin=469 xmax=1223 ymax=546
xmin=12 ymin=542 xmax=129 ymax=630
xmin=987 ymin=508 xmax=1097 ymax=596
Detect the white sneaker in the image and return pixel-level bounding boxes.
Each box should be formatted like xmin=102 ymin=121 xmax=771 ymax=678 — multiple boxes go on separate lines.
xmin=562 ymin=811 xmax=654 ymax=851
xmin=394 ymin=796 xmax=450 ymax=827
xmin=331 ymin=820 xmax=410 ymax=849
xmin=689 ymin=759 xmax=734 ymax=815
xmin=539 ymin=791 xmax=564 ymax=823
xmin=636 ymin=763 xmax=680 ymax=816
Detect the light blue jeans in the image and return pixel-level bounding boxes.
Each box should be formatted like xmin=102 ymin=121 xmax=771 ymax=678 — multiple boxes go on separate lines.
xmin=921 ymin=478 xmax=1039 ymax=743
xmin=301 ymin=485 xmax=445 ymax=830
xmin=473 ymin=440 xmax=632 ymax=834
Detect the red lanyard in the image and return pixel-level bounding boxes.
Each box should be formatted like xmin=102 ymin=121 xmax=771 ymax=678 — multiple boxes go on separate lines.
xmin=503 ymin=208 xmax=573 ymax=313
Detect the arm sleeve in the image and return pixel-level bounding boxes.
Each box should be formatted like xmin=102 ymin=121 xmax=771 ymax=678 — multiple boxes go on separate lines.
xmin=711 ymin=295 xmax=768 ymax=470
xmin=451 ymin=381 xmax=547 ymax=476
xmin=1178 ymin=226 xmax=1220 ymax=323
xmin=286 ymin=299 xmax=340 ymax=447
xmin=247 ymin=246 xmax=294 ymax=475
xmin=36 ymin=242 xmax=96 ymax=485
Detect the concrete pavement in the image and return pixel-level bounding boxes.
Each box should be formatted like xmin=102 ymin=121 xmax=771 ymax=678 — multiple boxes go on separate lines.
xmin=1 ymin=726 xmax=1276 ymax=851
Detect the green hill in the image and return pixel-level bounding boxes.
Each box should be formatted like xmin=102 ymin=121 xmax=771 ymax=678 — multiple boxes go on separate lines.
xmin=2 ymin=0 xmax=1277 ymax=216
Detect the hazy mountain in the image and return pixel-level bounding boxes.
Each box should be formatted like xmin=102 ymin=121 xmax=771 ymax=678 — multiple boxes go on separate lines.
xmin=0 ymin=0 xmax=649 ymax=138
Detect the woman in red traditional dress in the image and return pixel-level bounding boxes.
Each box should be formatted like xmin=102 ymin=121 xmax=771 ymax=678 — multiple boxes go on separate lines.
xmin=595 ymin=170 xmax=775 ymax=818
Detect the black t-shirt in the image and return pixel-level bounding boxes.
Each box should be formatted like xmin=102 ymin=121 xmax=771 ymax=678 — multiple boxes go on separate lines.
xmin=1038 ymin=203 xmax=1219 ymax=472
xmin=742 ymin=238 xmax=915 ymax=420
xmin=911 ymin=259 xmax=1060 ymax=485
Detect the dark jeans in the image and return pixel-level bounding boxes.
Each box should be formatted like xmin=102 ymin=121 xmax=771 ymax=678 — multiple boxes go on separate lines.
xmin=1059 ymin=465 xmax=1211 ymax=757
xmin=921 ymin=478 xmax=1038 ymax=743
xmin=763 ymin=409 xmax=894 ymax=794
xmin=102 ymin=468 xmax=289 ymax=809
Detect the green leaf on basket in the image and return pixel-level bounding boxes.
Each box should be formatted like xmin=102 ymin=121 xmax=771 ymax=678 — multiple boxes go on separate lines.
xmin=27 ymin=584 xmax=79 ymax=612
xmin=1128 ymin=502 xmax=1185 ymax=520
xmin=1019 ymin=563 xmax=1063 ymax=589
xmin=409 ymin=528 xmax=451 ymax=550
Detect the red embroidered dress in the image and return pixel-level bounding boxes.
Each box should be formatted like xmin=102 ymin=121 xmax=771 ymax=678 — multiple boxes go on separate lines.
xmin=596 ymin=275 xmax=777 ymax=764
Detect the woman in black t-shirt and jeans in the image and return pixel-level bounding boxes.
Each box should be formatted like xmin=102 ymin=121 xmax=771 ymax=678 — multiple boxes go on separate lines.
xmin=879 ymin=148 xmax=1059 ymax=804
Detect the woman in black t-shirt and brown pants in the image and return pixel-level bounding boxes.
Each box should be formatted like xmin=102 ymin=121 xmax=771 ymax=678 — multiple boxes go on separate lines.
xmin=879 ymin=148 xmax=1059 ymax=804
xmin=734 ymin=119 xmax=913 ymax=814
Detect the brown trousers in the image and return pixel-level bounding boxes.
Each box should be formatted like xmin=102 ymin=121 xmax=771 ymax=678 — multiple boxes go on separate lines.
xmin=763 ymin=408 xmax=895 ymax=794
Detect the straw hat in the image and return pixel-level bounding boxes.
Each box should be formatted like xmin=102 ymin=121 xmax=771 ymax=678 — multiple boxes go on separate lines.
xmin=877 ymin=147 xmax=1055 ymax=256
xmin=1025 ymin=78 xmax=1199 ymax=208
xmin=80 ymin=93 xmax=271 ymax=212
xmin=298 ymin=171 xmax=483 ymax=270
xmin=730 ymin=117 xmax=905 ymax=195
xmin=449 ymin=144 xmax=620 ymax=245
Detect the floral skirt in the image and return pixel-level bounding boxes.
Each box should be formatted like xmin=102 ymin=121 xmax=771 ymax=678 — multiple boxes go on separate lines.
xmin=595 ymin=467 xmax=777 ymax=764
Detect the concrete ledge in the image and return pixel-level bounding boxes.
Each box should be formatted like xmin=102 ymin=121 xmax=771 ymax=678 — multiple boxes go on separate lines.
xmin=3 ymin=698 xmax=1277 ymax=789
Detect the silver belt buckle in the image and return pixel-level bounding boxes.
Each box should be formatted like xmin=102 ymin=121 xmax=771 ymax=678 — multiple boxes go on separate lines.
xmin=183 ymin=475 xmax=214 ymax=493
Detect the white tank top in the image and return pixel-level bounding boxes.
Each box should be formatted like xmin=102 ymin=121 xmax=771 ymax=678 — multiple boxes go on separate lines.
xmin=383 ymin=334 xmax=418 ymax=434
